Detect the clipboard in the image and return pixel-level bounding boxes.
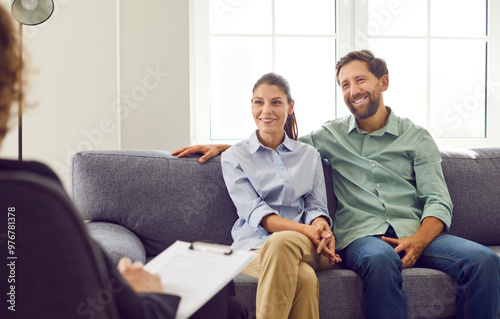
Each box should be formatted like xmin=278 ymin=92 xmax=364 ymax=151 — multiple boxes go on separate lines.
xmin=144 ymin=240 xmax=256 ymax=319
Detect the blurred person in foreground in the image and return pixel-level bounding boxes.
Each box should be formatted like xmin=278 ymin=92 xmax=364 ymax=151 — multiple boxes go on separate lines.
xmin=0 ymin=5 xmax=247 ymax=319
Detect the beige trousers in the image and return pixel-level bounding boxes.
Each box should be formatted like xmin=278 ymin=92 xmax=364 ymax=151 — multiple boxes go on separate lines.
xmin=242 ymin=231 xmax=332 ymax=319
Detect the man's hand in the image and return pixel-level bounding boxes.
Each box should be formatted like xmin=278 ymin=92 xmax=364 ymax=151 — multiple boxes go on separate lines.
xmin=382 ymin=217 xmax=444 ymax=268
xmin=171 ymin=144 xmax=230 ymax=163
xmin=117 ymin=257 xmax=163 ymax=293
xmin=381 ymin=235 xmax=426 ymax=269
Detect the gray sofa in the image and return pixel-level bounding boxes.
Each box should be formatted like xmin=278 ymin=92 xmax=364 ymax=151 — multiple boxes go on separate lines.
xmin=70 ymin=148 xmax=500 ymax=319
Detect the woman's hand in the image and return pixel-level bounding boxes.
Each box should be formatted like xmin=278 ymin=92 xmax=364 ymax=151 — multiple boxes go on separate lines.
xmin=309 ymin=218 xmax=342 ymax=265
xmin=261 ymin=214 xmax=342 ymax=265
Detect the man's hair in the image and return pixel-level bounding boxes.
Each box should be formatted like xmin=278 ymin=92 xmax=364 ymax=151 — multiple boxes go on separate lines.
xmin=0 ymin=5 xmax=22 ymax=141
xmin=335 ymin=50 xmax=388 ymax=85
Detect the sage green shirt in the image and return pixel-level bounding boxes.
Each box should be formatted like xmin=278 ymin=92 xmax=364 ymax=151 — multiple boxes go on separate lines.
xmin=299 ymin=109 xmax=453 ymax=251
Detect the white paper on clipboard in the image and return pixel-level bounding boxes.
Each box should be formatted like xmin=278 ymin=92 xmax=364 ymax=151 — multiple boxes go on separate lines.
xmin=144 ymin=240 xmax=256 ymax=319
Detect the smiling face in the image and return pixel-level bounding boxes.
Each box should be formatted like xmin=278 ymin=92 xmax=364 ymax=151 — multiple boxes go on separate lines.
xmin=252 ymin=84 xmax=294 ymax=146
xmin=339 ymin=60 xmax=388 ymax=120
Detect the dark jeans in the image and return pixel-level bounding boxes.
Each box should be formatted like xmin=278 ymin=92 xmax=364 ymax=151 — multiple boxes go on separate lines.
xmin=339 ymin=226 xmax=500 ymax=319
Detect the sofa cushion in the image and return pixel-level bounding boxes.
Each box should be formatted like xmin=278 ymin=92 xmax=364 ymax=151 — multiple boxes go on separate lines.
xmin=233 ymin=266 xmax=459 ymax=319
xmin=87 ymin=221 xmax=147 ymax=265
xmin=71 ymin=150 xmax=237 ymax=257
xmin=440 ymin=148 xmax=500 ymax=245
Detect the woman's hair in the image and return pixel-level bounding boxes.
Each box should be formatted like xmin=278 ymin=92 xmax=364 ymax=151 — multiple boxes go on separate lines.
xmin=335 ymin=49 xmax=388 ymax=85
xmin=252 ymin=72 xmax=298 ymax=140
xmin=0 ymin=5 xmax=22 ymax=141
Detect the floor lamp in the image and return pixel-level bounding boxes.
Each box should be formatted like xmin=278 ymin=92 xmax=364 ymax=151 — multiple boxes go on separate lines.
xmin=11 ymin=0 xmax=54 ymax=161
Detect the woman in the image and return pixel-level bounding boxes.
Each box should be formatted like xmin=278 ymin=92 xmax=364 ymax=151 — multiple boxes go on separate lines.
xmin=0 ymin=5 xmax=246 ymax=319
xmin=221 ymin=73 xmax=341 ymax=319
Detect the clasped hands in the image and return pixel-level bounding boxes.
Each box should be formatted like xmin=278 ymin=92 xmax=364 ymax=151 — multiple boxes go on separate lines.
xmin=308 ymin=218 xmax=342 ymax=265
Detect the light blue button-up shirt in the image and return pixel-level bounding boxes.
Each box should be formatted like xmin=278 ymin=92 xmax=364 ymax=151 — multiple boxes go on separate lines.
xmin=299 ymin=108 xmax=453 ymax=251
xmin=221 ymin=130 xmax=332 ymax=251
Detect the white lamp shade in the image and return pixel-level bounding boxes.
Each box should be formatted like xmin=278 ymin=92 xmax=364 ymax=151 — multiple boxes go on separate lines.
xmin=11 ymin=0 xmax=54 ymax=25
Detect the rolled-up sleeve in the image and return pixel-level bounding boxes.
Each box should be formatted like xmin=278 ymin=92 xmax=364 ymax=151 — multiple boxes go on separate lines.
xmin=413 ymin=131 xmax=453 ymax=230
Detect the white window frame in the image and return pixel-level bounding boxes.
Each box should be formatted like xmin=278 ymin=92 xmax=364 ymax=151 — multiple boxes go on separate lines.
xmin=190 ymin=0 xmax=500 ymax=148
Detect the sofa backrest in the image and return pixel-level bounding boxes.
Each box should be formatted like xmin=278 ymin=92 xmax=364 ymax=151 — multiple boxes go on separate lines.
xmin=71 ymin=148 xmax=500 ymax=257
xmin=71 ymin=150 xmax=238 ymax=257
xmin=440 ymin=148 xmax=500 ymax=246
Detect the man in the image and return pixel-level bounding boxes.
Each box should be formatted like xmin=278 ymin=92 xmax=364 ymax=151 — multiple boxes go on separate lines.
xmin=173 ymin=50 xmax=500 ymax=318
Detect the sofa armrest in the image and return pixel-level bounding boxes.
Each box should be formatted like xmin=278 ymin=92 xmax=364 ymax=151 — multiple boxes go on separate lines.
xmin=86 ymin=221 xmax=146 ymax=266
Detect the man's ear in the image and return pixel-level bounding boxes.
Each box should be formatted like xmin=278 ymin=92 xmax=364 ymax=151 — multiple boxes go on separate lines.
xmin=288 ymin=100 xmax=295 ymax=115
xmin=380 ymin=75 xmax=389 ymax=92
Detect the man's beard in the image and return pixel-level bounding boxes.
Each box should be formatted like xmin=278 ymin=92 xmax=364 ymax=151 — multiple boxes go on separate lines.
xmin=346 ymin=91 xmax=381 ymax=120
xmin=346 ymin=82 xmax=383 ymax=120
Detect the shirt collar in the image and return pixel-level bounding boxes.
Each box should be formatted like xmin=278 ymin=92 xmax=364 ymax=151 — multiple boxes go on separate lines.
xmin=248 ymin=130 xmax=294 ymax=154
xmin=347 ymin=107 xmax=399 ymax=136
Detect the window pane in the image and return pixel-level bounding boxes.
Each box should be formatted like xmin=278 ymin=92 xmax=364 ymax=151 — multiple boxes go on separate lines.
xmin=429 ymin=40 xmax=486 ymax=138
xmin=209 ymin=0 xmax=272 ymax=34
xmin=275 ymin=0 xmax=335 ymax=35
xmin=431 ymin=0 xmax=486 ymax=37
xmin=368 ymin=39 xmax=428 ymax=127
xmin=209 ymin=37 xmax=273 ymax=140
xmin=275 ymin=37 xmax=336 ymax=136
xmin=368 ymin=0 xmax=427 ymax=37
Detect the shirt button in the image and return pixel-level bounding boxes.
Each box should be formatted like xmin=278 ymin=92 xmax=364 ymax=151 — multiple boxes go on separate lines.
xmin=386 ymin=218 xmax=390 ymax=222
xmin=376 ymin=184 xmax=381 ymax=188
xmin=381 ymin=199 xmax=385 ymax=204
xmin=371 ymin=163 xmax=376 ymax=167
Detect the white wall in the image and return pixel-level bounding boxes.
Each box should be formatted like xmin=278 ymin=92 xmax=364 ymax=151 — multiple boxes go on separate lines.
xmin=1 ymin=0 xmax=191 ymax=190
xmin=120 ymin=0 xmax=190 ymax=151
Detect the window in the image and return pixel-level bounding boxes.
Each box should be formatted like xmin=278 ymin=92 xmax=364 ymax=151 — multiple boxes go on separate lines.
xmin=190 ymin=0 xmax=500 ymax=148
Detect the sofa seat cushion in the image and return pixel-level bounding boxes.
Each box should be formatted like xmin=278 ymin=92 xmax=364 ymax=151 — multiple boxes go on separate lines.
xmin=233 ymin=265 xmax=461 ymax=319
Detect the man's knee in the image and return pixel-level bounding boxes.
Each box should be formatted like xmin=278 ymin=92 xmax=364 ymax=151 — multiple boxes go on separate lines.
xmin=363 ymin=250 xmax=402 ymax=273
xmin=346 ymin=239 xmax=402 ymax=274
xmin=473 ymin=248 xmax=500 ymax=278
xmin=351 ymin=238 xmax=400 ymax=262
